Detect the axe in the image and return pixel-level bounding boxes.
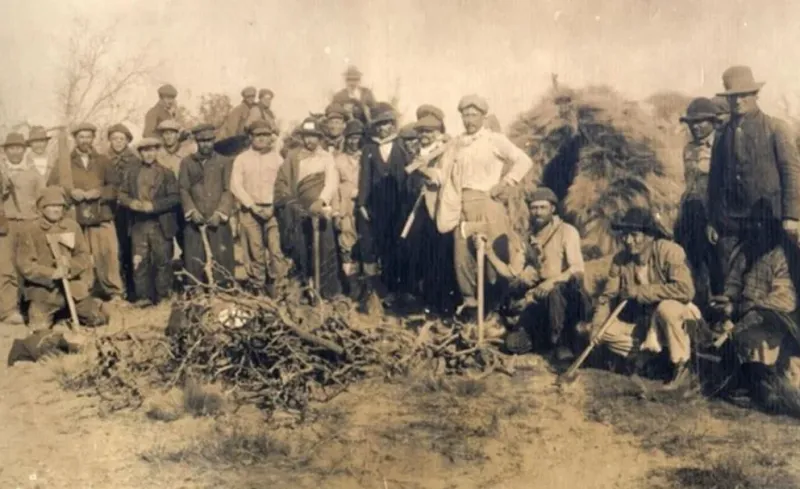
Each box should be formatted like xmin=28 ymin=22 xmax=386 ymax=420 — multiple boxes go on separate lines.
xmin=45 ymin=234 xmax=79 ymax=330
xmin=199 ymin=224 xmax=215 ymax=287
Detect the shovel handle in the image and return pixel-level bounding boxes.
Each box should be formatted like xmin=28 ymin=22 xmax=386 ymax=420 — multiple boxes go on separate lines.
xmin=46 ymin=237 xmax=79 ymax=329
xmin=560 ymin=300 xmax=629 ymax=382
xmin=311 ymin=216 xmax=320 ymax=295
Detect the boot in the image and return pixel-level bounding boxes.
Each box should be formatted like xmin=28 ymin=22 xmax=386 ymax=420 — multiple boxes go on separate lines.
xmin=359 ymin=275 xmax=384 ymax=317
xmin=663 ymin=361 xmax=692 ymax=391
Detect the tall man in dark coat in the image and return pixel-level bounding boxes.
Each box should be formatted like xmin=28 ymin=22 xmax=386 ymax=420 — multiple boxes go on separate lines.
xmin=178 ymin=124 xmax=236 ymax=287
xmin=707 ymin=66 xmax=800 ymax=289
xmin=333 ymin=66 xmax=376 ymax=125
xmin=118 ymin=138 xmax=180 ymax=306
xmin=143 ymin=84 xmax=178 ymax=138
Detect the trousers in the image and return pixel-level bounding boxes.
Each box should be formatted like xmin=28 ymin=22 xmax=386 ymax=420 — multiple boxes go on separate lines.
xmin=83 ymin=221 xmax=124 ymax=299
xmin=131 ymin=219 xmax=173 ymax=303
xmin=0 ymin=219 xmax=30 ymax=319
xmin=239 ymin=208 xmax=289 ymax=284
xmin=183 ymin=222 xmax=235 ymax=287
xmin=27 ymin=286 xmax=108 ymax=329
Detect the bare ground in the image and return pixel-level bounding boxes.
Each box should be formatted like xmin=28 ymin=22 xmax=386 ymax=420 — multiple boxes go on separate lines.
xmin=1 ymin=300 xmax=799 ymax=489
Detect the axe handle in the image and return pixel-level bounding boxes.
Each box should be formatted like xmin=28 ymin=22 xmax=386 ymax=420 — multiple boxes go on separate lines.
xmin=400 ymin=193 xmax=424 ymax=239
xmin=476 ymin=236 xmax=486 ymax=345
xmin=311 ymin=216 xmax=321 ymax=294
xmin=46 ymin=237 xmax=79 ymax=330
xmin=561 ymin=300 xmax=629 ymax=381
xmin=199 ymin=225 xmax=215 ymax=287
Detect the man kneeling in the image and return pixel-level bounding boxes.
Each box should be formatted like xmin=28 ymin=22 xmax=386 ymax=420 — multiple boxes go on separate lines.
xmin=15 ymin=186 xmax=109 ymax=329
xmin=588 ymin=208 xmax=699 ymax=390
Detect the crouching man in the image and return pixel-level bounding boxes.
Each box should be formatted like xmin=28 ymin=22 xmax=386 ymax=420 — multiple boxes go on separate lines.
xmin=588 ymin=208 xmax=700 ymax=390
xmin=503 ymin=187 xmax=591 ymax=361
xmin=15 ymin=186 xmax=109 ymax=329
xmin=710 ymin=205 xmax=800 ymax=404
xmin=118 ymin=138 xmax=180 ymax=307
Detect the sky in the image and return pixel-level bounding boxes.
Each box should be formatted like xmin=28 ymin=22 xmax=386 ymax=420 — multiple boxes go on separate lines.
xmin=1 ymin=0 xmax=799 ymax=134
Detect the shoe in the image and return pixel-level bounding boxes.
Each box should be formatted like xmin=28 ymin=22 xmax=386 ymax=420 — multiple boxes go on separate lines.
xmin=663 ymin=362 xmax=692 ymax=391
xmin=2 ymin=312 xmax=25 ymax=325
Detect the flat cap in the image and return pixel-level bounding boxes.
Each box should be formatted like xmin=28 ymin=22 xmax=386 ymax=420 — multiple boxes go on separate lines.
xmin=416 ymin=114 xmax=444 ymax=131
xmin=325 ymin=102 xmax=347 ymax=120
xmin=258 ymin=88 xmax=274 ymax=99
xmin=27 ymin=126 xmax=51 ymax=143
xmin=298 ymin=117 xmax=325 ymax=137
xmin=71 ymin=122 xmax=97 ymax=136
xmin=398 ymin=124 xmax=419 ymax=140
xmin=710 ymin=95 xmax=730 ymax=115
xmin=136 ymin=137 xmax=162 ymax=150
xmin=190 ymin=123 xmax=216 ymax=141
xmin=2 ymin=132 xmax=26 ymax=147
xmin=241 ymin=86 xmax=257 ymax=98
xmin=343 ymin=65 xmax=363 ymax=80
xmin=107 ymin=123 xmax=133 ymax=141
xmin=371 ymin=102 xmax=396 ymax=125
xmin=37 ymin=186 xmax=67 ymax=208
xmin=680 ymin=97 xmax=720 ymax=123
xmin=158 ymin=84 xmax=178 ymax=97
xmin=457 ymin=94 xmax=489 ymax=114
xmin=416 ymin=104 xmax=445 ymax=122
xmin=156 ymin=119 xmax=182 ymax=133
xmin=344 ymin=119 xmax=364 ymax=137
xmin=247 ymin=119 xmax=277 ymax=136
xmin=525 ymin=186 xmax=558 ymax=205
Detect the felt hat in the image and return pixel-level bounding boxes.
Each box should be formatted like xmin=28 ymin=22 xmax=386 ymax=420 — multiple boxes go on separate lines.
xmin=156 ymin=119 xmax=182 ymax=133
xmin=344 ymin=119 xmax=364 ymax=137
xmin=37 ymin=186 xmax=67 ymax=208
xmin=258 ymin=88 xmax=274 ymax=99
xmin=710 ymin=96 xmax=730 ymax=115
xmin=371 ymin=102 xmax=396 ymax=125
xmin=2 ymin=132 xmax=26 ymax=148
xmin=107 ymin=123 xmax=133 ymax=142
xmin=325 ymin=102 xmax=347 ymax=120
xmin=415 ymin=115 xmax=443 ymax=132
xmin=298 ymin=117 xmax=324 ymax=137
xmin=343 ymin=65 xmax=363 ymax=80
xmin=27 ymin=126 xmax=51 ymax=143
xmin=247 ymin=119 xmax=277 ymax=136
xmin=136 ymin=137 xmax=162 ymax=151
xmin=241 ymin=86 xmax=257 ymax=98
xmin=525 ymin=187 xmax=558 ymax=205
xmin=680 ymin=98 xmax=720 ymax=123
xmin=717 ymin=66 xmax=765 ymax=96
xmin=158 ymin=84 xmax=178 ymax=97
xmin=71 ymin=122 xmax=97 ymax=137
xmin=457 ymin=94 xmax=489 ymax=114
xmin=611 ymin=207 xmax=666 ymax=238
xmin=190 ymin=123 xmax=216 ymax=142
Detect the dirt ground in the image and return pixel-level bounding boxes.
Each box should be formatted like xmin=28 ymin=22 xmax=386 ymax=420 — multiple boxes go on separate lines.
xmin=1 ymin=298 xmax=799 ymax=489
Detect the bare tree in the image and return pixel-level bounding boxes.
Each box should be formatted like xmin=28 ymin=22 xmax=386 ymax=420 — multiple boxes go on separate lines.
xmin=56 ymin=17 xmax=157 ymax=127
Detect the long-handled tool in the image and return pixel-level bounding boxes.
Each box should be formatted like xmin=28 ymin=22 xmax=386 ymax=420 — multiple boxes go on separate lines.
xmin=400 ymin=193 xmax=424 ymax=239
xmin=311 ymin=216 xmax=321 ymax=296
xmin=476 ymin=235 xmax=486 ymax=345
xmin=557 ymin=299 xmax=629 ymax=385
xmin=45 ymin=236 xmax=79 ymax=330
xmin=199 ymin=224 xmax=215 ymax=287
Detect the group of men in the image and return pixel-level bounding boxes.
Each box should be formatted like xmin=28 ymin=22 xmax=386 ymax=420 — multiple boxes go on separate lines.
xmin=2 ymin=64 xmax=799 ymax=404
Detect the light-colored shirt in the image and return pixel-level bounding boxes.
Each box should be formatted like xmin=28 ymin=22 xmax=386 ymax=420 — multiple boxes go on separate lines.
xmin=31 ymin=155 xmax=49 ymax=178
xmin=297 ymin=147 xmax=338 ymax=205
xmin=2 ymin=159 xmax=44 ymax=220
xmin=452 ymin=128 xmax=532 ymax=192
xmin=531 ymin=217 xmax=584 ymax=281
xmin=230 ymin=148 xmax=283 ymax=208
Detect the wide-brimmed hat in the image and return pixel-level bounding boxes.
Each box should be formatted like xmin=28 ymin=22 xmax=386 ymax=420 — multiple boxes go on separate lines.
xmin=27 ymin=126 xmax=51 ymax=143
xmin=298 ymin=117 xmax=324 ymax=137
xmin=2 ymin=132 xmax=26 ymax=148
xmin=611 ymin=207 xmax=667 ymax=238
xmin=680 ymin=97 xmax=720 ymax=123
xmin=717 ymin=66 xmax=765 ymax=96
xmin=344 ymin=119 xmax=364 ymax=137
xmin=37 ymin=186 xmax=67 ymax=208
xmin=371 ymin=102 xmax=396 ymax=125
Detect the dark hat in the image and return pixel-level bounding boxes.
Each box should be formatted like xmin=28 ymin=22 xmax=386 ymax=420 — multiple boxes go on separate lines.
xmin=71 ymin=122 xmax=97 ymax=136
xmin=611 ymin=207 xmax=666 ymax=238
xmin=343 ymin=65 xmax=363 ymax=80
xmin=107 ymin=123 xmax=133 ymax=142
xmin=156 ymin=119 xmax=182 ymax=133
xmin=398 ymin=123 xmax=419 ymax=140
xmin=247 ymin=119 xmax=277 ymax=136
xmin=525 ymin=187 xmax=558 ymax=205
xmin=416 ymin=104 xmax=445 ymax=122
xmin=241 ymin=86 xmax=257 ymax=98
xmin=680 ymin=97 xmax=720 ymax=123
xmin=457 ymin=94 xmax=489 ymax=114
xmin=37 ymin=185 xmax=67 ymax=208
xmin=710 ymin=96 xmax=730 ymax=115
xmin=135 ymin=137 xmax=162 ymax=151
xmin=416 ymin=115 xmax=443 ymax=131
xmin=344 ymin=119 xmax=364 ymax=137
xmin=258 ymin=88 xmax=274 ymax=99
xmin=27 ymin=126 xmax=51 ymax=143
xmin=158 ymin=84 xmax=178 ymax=97
xmin=325 ymin=102 xmax=347 ymax=120
xmin=717 ymin=65 xmax=765 ymax=96
xmin=190 ymin=123 xmax=216 ymax=142
xmin=371 ymin=102 xmax=396 ymax=125
xmin=298 ymin=117 xmax=324 ymax=137
xmin=2 ymin=132 xmax=26 ymax=148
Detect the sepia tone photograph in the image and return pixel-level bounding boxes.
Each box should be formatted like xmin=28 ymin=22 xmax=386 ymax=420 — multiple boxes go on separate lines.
xmin=1 ymin=0 xmax=799 ymax=487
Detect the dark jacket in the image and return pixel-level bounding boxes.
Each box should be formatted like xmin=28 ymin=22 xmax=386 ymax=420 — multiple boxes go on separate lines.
xmin=107 ymin=147 xmax=141 ymax=191
xmin=48 ymin=149 xmax=118 ymax=227
xmin=357 ymin=137 xmax=411 ymax=209
xmin=178 ymin=151 xmax=234 ymax=219
xmin=708 ymin=109 xmax=800 ymax=233
xmin=118 ymin=160 xmax=180 ymax=239
xmin=143 ymin=101 xmax=176 ymax=138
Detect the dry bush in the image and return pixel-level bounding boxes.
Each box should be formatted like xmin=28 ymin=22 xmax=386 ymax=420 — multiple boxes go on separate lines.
xmin=649 ymin=456 xmax=798 ymax=489
xmin=182 ymin=379 xmax=225 ymax=417
xmin=43 ymin=344 xmax=96 ymax=390
xmin=145 ymin=388 xmax=184 ymax=423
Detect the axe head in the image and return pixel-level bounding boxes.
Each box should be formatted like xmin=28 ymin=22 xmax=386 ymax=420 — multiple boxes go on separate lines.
xmin=47 ymin=232 xmax=76 ymax=250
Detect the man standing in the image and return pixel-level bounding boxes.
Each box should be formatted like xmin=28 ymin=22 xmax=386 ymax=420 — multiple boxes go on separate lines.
xmin=274 ymin=118 xmax=341 ymax=299
xmin=258 ymin=89 xmax=276 ymax=123
xmin=178 ymin=124 xmax=236 ymax=286
xmin=503 ymin=187 xmax=590 ymax=361
xmin=324 ymin=103 xmax=348 ymax=153
xmin=333 ymin=66 xmax=376 ymax=124
xmin=48 ymin=123 xmax=124 ymax=302
xmin=106 ymin=123 xmax=140 ymax=299
xmin=15 ymin=186 xmax=109 ymax=329
xmin=708 ymin=66 xmax=800 ymax=285
xmin=221 ymin=86 xmax=259 ymax=140
xmin=118 ymin=138 xmax=180 ymax=307
xmin=143 ymin=84 xmax=178 ymax=138
xmin=156 ymin=119 xmax=195 ymax=177
xmin=435 ymin=95 xmax=532 ymax=319
xmin=25 ymin=126 xmax=56 ymax=184
xmin=589 ymin=208 xmax=700 ymax=390
xmin=333 ymin=119 xmax=365 ymax=297
xmin=230 ymin=120 xmax=290 ymax=295
xmin=0 ymin=132 xmax=42 ymax=324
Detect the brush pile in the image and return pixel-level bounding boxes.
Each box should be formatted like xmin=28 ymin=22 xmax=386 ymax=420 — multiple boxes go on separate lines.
xmin=66 ymin=282 xmax=508 ymax=416
xmin=507 ymin=85 xmax=686 ymax=258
